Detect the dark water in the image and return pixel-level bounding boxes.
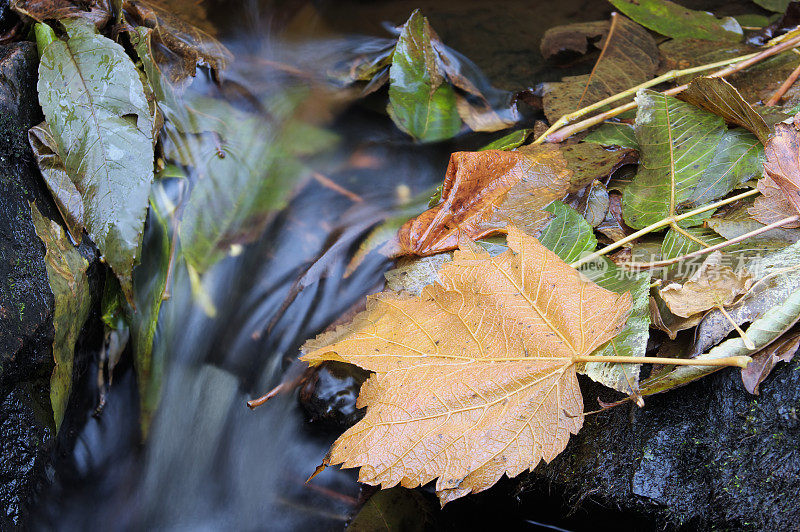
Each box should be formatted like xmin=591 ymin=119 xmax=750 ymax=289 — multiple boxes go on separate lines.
xmin=35 ymin=1 xmax=763 ymax=530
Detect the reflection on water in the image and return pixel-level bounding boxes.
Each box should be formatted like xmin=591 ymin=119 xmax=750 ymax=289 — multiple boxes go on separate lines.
xmin=35 ymin=0 xmax=755 ymax=530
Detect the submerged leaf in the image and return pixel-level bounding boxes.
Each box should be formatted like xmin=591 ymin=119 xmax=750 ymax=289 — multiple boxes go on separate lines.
xmin=36 ymin=18 xmax=155 ymax=301
xmin=387 ymin=10 xmax=461 ymax=142
xmin=539 ymin=20 xmax=609 ymax=59
xmin=31 ymin=203 xmax=91 ymax=431
xmin=394 ymin=148 xmax=570 ymax=256
xmin=302 ymin=228 xmax=631 ymax=504
xmin=608 ymin=0 xmax=743 ymax=42
xmin=542 ymin=15 xmax=658 ymax=122
xmin=177 ymin=100 xmax=300 ymax=272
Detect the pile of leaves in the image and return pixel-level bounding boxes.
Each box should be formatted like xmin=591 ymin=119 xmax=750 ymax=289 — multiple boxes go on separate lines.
xmin=295 ymin=0 xmax=800 ymax=508
xmin=14 ymin=0 xmax=800 ymax=513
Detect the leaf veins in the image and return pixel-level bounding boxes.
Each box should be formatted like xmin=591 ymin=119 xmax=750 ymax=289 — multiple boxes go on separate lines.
xmin=302 ymin=227 xmax=632 ymax=504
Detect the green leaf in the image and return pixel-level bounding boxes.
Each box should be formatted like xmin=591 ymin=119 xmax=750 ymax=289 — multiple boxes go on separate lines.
xmin=680 ymin=77 xmax=772 ymax=144
xmin=348 ymin=487 xmax=435 ymax=531
xmin=31 ymin=203 xmax=91 ymax=431
xmin=686 ymin=129 xmax=764 ymax=207
xmin=130 ymin=191 xmax=172 ymax=437
xmin=479 ymin=128 xmax=533 ymax=151
xmin=538 ymin=200 xmax=597 ymax=263
xmin=177 ymin=99 xmax=300 ymax=273
xmin=36 ymin=19 xmax=155 ymax=301
xmin=387 ymin=10 xmax=462 ymax=142
xmin=608 ymin=0 xmax=743 ymax=42
xmin=753 ymin=0 xmax=792 ymax=12
xmin=623 ymin=90 xmax=760 ymax=229
xmin=584 ymin=122 xmax=638 ymax=149
xmin=28 ymin=122 xmax=83 ymax=243
xmin=583 ymin=259 xmax=651 ymax=393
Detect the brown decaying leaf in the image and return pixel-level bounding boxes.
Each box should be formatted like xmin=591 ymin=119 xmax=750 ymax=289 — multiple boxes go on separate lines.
xmin=11 ymin=0 xmax=112 ymax=28
xmin=659 ymin=252 xmax=753 ymax=318
xmin=302 ymin=228 xmax=632 ymax=505
xmin=542 ymin=14 xmax=658 ymax=122
xmin=750 ymin=119 xmax=800 ymax=228
xmin=393 ymin=148 xmax=570 ymax=256
xmin=122 ymin=0 xmax=232 ymax=82
xmin=741 ymin=329 xmax=800 ymax=395
xmin=680 ymin=77 xmax=771 ymax=145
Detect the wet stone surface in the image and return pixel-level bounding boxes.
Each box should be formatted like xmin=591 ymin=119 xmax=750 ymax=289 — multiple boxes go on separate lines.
xmin=519 ymin=359 xmax=800 ymax=531
xmin=298 ymin=362 xmax=368 ymax=428
xmin=0 ymin=42 xmax=101 ymax=528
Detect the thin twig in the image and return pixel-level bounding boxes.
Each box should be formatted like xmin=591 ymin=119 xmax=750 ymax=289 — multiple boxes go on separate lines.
xmin=539 ymin=33 xmax=800 ymax=144
xmin=311 ymin=171 xmax=364 ymax=202
xmin=621 ymin=214 xmax=800 ymax=269
xmin=576 ymin=13 xmax=620 ymax=109
xmin=767 ymin=61 xmax=800 ymax=105
xmin=718 ymin=304 xmax=755 ymax=350
xmin=569 ymin=189 xmax=761 ymax=269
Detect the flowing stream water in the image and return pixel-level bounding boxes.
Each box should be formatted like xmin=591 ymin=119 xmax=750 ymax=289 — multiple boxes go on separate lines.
xmin=34 ymin=1 xmax=759 ymax=529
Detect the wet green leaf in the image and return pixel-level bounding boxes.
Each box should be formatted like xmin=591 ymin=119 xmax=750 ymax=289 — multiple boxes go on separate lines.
xmin=609 ymin=0 xmax=743 ymax=42
xmin=538 ymin=200 xmax=596 ymax=264
xmin=583 ymin=259 xmax=651 ymax=393
xmin=680 ymin=77 xmax=771 ymax=144
xmin=130 ymin=191 xmax=172 ymax=436
xmin=177 ymin=100 xmax=300 ymax=273
xmin=387 ymin=10 xmax=461 ymax=142
xmin=584 ymin=122 xmax=638 ymax=149
xmin=623 ymin=90 xmax=760 ymax=230
xmin=348 ymin=487 xmax=435 ymax=532
xmin=753 ymin=0 xmax=792 ymax=12
xmin=479 ymin=129 xmax=533 ymax=151
xmin=36 ymin=19 xmax=155 ymax=302
xmin=28 ymin=122 xmax=83 ymax=243
xmin=31 ymin=203 xmax=91 ymax=432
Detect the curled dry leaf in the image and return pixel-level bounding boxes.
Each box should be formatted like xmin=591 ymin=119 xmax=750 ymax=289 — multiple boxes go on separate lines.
xmin=750 ymin=119 xmax=800 ymax=228
xmin=659 ymin=251 xmax=753 ymax=318
xmin=741 ymin=328 xmax=800 ymax=395
xmin=302 ymin=228 xmax=632 ymax=504
xmin=393 ymin=148 xmax=570 ymax=256
xmin=680 ymin=77 xmax=771 ymax=145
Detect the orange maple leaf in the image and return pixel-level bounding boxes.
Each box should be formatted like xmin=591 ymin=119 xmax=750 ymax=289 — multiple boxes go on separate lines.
xmin=302 ymin=227 xmax=632 ymax=504
xmin=392 ymin=148 xmax=571 ymax=257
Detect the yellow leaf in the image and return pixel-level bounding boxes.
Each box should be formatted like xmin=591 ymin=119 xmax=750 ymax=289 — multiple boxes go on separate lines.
xmin=302 ymin=227 xmax=632 ymax=504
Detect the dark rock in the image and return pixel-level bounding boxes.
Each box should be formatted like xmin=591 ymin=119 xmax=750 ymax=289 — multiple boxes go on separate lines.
xmin=298 ymin=361 xmax=368 ymax=428
xmin=519 ymin=359 xmax=800 ymax=531
xmin=0 ymin=42 xmax=101 ymax=528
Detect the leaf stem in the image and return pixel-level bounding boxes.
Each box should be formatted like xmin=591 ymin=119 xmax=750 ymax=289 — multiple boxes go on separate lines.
xmin=569 ymin=188 xmax=760 ymax=269
xmin=536 ymin=33 xmax=800 ymax=144
xmin=622 ymin=214 xmax=800 ymax=269
xmin=574 ymin=354 xmax=751 ymax=368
